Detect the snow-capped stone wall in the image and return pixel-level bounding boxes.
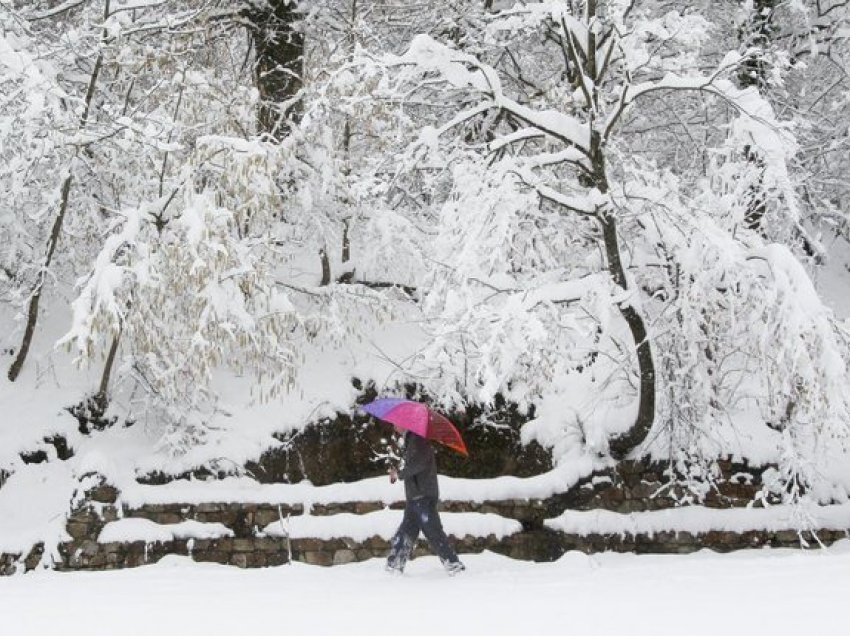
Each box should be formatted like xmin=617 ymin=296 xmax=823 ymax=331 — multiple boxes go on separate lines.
xmin=3 ymin=459 xmax=850 ymax=575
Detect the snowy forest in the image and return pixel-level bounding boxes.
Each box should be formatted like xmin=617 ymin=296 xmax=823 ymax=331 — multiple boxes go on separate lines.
xmin=3 ymin=0 xmax=850 ymax=605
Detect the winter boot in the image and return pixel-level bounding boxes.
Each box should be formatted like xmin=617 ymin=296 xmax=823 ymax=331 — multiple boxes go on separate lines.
xmin=443 ymin=560 xmax=465 ymax=576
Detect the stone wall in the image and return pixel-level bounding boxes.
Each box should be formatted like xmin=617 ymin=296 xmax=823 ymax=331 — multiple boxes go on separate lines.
xmin=553 ymin=458 xmax=773 ymax=514
xmin=3 ymin=458 xmax=848 ymax=575
xmin=140 ymin=389 xmax=552 ymax=486
xmin=0 ymin=543 xmax=44 ymax=576
xmin=61 ymin=537 xmax=292 ymax=571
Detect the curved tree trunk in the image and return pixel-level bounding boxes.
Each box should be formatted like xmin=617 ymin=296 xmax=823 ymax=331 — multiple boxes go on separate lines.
xmin=590 ymin=172 xmax=656 ymax=459
xmin=600 ymin=211 xmax=657 ymax=459
xmin=582 ymin=2 xmax=657 ymax=458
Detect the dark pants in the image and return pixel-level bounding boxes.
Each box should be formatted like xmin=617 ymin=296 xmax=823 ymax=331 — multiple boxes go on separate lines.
xmin=386 ymin=497 xmax=459 ymax=571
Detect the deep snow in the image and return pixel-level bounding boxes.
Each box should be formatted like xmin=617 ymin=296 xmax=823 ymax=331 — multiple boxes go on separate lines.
xmin=3 ymin=546 xmax=850 ymax=636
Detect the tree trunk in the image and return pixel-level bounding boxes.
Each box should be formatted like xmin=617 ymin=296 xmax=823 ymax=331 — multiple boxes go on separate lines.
xmin=580 ymin=3 xmax=657 ymax=458
xmin=97 ymin=330 xmax=121 ymax=400
xmin=600 ymin=212 xmax=657 ymax=459
xmin=7 ymin=1 xmax=110 ymax=382
xmin=7 ymin=175 xmax=73 ymax=382
xmin=737 ymin=0 xmax=778 ymax=235
xmin=319 ymin=247 xmax=331 ymax=286
xmin=243 ymin=0 xmax=305 ymax=139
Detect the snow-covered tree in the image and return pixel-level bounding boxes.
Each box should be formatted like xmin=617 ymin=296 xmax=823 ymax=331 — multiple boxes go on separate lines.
xmin=3 ymin=0 xmax=848 ymax=496
xmin=334 ymin=0 xmax=850 ymax=495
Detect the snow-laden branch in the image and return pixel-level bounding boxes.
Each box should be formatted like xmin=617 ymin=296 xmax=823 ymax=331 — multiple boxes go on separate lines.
xmin=519 ymin=274 xmax=611 ymax=311
xmin=498 ymin=96 xmax=591 ymax=152
xmin=621 ymin=51 xmax=746 ymax=104
xmin=60 ymin=206 xmax=144 ymax=352
xmin=489 ymin=127 xmax=545 ymax=152
xmin=523 ymin=148 xmax=589 ymax=170
xmin=389 ymin=34 xmax=591 ymax=153
xmin=425 ymin=101 xmax=495 ymax=141
xmin=25 ymin=0 xmax=87 ymax=21
xmin=502 ymin=159 xmax=599 ymax=215
xmin=533 ymin=183 xmax=598 ymax=216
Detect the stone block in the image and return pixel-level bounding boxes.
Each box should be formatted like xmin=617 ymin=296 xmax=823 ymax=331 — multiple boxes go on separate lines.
xmin=190 ymin=538 xmax=214 ymax=552
xmin=210 ymin=538 xmax=234 ymax=551
xmin=292 ymin=538 xmax=324 ymax=552
xmin=125 ymin=551 xmax=147 ymax=568
xmin=126 ymin=509 xmax=157 ymax=521
xmin=100 ymin=542 xmax=122 ymax=555
xmin=267 ymin=552 xmax=289 ymax=567
xmin=195 ymin=503 xmax=222 ymax=513
xmin=202 ymin=509 xmax=238 ymax=526
xmin=254 ymin=538 xmax=280 ymax=552
xmin=367 ymin=536 xmax=390 ymax=549
xmin=354 ymin=501 xmax=383 ymax=514
xmin=68 ymin=508 xmax=100 ymax=525
xmin=101 ymin=506 xmax=119 ymax=522
xmin=301 ymin=551 xmax=334 ymax=566
xmin=772 ymin=530 xmax=799 ymax=544
xmin=333 ymin=549 xmax=357 ymax=565
xmin=629 ymin=482 xmax=657 ymax=500
xmin=66 ymin=521 xmax=93 ymax=541
xmin=24 ymin=543 xmax=44 ymax=571
xmin=88 ymin=485 xmax=119 ymax=504
xmin=139 ymin=504 xmax=170 ymax=514
xmin=254 ymin=508 xmax=281 ymax=527
xmin=79 ymin=539 xmax=100 ymax=558
xmin=439 ymin=500 xmax=463 ymax=513
xmin=230 ymin=553 xmax=249 ymax=568
xmin=233 ymin=538 xmax=255 ymax=552
xmin=335 ymin=503 xmax=357 ymax=514
xmin=1 ymin=559 xmax=17 ymax=576
xmin=194 ymin=551 xmax=229 ymax=565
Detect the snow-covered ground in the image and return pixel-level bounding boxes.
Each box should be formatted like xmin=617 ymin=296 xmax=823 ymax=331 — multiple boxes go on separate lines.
xmin=3 ymin=546 xmax=850 ymax=636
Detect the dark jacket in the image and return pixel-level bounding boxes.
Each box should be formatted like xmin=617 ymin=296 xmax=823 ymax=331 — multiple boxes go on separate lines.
xmin=398 ymin=432 xmax=439 ymax=501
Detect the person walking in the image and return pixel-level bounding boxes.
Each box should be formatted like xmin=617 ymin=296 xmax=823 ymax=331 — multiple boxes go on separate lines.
xmin=386 ymin=426 xmax=465 ymax=575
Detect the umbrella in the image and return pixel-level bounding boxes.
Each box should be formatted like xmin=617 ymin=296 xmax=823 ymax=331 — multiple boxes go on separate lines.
xmin=361 ymin=398 xmax=468 ymax=457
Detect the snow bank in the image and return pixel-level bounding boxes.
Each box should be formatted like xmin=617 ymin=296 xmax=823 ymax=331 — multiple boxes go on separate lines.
xmin=547 ymin=503 xmax=850 ymax=536
xmin=7 ymin=546 xmax=850 ymax=636
xmin=119 ymin=459 xmax=600 ymax=509
xmin=0 ymin=462 xmax=75 ymax=555
xmin=98 ymin=519 xmax=234 ymax=544
xmin=262 ymin=509 xmax=521 ymax=541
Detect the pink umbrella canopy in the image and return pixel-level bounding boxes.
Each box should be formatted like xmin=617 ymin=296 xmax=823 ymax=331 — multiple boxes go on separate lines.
xmin=361 ymin=398 xmax=468 ymax=457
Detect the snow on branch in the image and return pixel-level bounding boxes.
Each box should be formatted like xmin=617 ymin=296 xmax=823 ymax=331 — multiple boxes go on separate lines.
xmin=25 ymin=0 xmax=87 ymax=21
xmin=532 ymin=183 xmax=598 ymax=216
xmin=388 ymin=34 xmax=591 ymax=152
xmin=60 ymin=206 xmax=144 ymax=354
xmin=489 ymin=127 xmax=545 ymax=152
xmin=519 ymin=274 xmax=612 ymax=311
